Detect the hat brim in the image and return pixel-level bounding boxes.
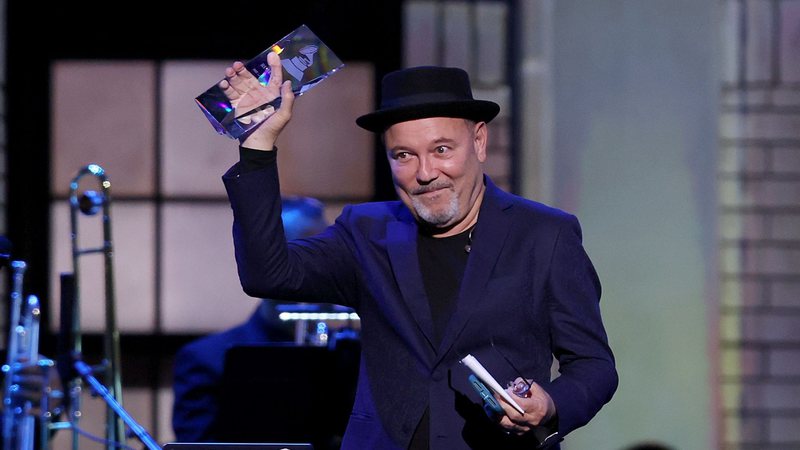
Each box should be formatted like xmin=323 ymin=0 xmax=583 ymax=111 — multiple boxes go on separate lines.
xmin=356 ymin=100 xmax=500 ymax=133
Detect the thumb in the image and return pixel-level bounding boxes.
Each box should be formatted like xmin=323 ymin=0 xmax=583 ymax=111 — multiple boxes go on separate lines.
xmin=266 ymin=80 xmax=294 ymax=129
xmin=278 ymin=80 xmax=295 ymax=114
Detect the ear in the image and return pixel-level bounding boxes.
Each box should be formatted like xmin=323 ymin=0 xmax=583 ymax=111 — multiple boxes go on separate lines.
xmin=473 ymin=121 xmax=488 ymax=163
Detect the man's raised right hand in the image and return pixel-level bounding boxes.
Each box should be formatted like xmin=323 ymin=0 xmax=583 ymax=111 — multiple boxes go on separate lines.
xmin=219 ymin=51 xmax=295 ymax=151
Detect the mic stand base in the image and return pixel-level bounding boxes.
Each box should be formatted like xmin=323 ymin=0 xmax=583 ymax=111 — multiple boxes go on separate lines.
xmin=73 ymin=359 xmax=161 ymax=450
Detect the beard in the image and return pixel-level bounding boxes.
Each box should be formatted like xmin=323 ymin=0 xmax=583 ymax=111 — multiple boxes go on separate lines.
xmin=410 ymin=185 xmax=460 ymax=227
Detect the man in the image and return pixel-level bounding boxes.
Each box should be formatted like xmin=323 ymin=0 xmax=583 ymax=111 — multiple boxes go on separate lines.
xmin=171 ymin=196 xmax=329 ymax=442
xmin=219 ymin=52 xmax=617 ymax=449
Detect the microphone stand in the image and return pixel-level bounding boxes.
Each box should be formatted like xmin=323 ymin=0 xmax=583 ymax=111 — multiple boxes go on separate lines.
xmin=73 ymin=360 xmax=162 ymax=450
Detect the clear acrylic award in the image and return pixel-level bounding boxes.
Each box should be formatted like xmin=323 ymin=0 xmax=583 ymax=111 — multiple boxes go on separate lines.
xmin=195 ymin=24 xmax=344 ymax=139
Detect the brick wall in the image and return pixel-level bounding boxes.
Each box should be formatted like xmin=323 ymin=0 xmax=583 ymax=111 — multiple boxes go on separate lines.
xmin=719 ymin=0 xmax=800 ymax=448
xmin=403 ymin=0 xmax=512 ymax=190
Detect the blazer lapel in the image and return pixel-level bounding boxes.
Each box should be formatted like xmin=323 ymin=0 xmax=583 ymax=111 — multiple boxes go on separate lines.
xmin=434 ymin=179 xmax=514 ymax=366
xmin=386 ymin=217 xmax=437 ymax=351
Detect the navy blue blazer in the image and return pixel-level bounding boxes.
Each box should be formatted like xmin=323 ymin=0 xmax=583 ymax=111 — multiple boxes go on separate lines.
xmin=223 ymin=161 xmax=617 ymax=450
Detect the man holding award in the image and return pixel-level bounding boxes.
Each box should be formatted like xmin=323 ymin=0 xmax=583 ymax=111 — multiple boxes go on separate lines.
xmin=217 ymin=47 xmax=617 ymax=449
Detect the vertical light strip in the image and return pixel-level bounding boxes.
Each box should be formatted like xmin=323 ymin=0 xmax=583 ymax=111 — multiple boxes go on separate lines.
xmin=151 ymin=60 xmax=163 ymax=440
xmin=516 ymin=0 xmax=555 ymax=203
xmin=403 ymin=1 xmax=442 ymax=67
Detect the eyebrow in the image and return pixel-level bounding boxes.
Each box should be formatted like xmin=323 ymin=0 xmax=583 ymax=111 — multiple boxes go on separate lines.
xmin=431 ymin=137 xmax=459 ymax=146
xmin=387 ymin=136 xmax=459 ymax=153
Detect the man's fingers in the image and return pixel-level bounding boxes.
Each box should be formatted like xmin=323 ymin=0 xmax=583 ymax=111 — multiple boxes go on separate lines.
xmin=493 ymin=382 xmax=554 ymax=430
xmin=226 ymin=61 xmax=261 ymax=94
xmin=495 ymin=398 xmax=527 ymax=435
xmin=278 ymin=80 xmax=295 ymax=113
xmin=236 ymin=57 xmax=293 ymax=150
xmin=220 ymin=64 xmax=245 ymax=101
xmin=250 ymin=106 xmax=275 ymax=124
xmin=267 ymin=52 xmax=284 ymax=88
xmin=219 ymin=78 xmax=240 ymax=102
xmin=495 ymin=392 xmax=524 ymax=419
xmin=524 ymin=382 xmax=556 ymax=425
xmin=498 ymin=416 xmax=530 ymax=436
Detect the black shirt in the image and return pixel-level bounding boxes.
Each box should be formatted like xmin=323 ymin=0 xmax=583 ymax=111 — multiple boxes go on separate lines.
xmin=409 ymin=226 xmax=473 ymax=450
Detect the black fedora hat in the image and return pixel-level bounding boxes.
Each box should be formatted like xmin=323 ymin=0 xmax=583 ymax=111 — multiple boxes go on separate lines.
xmin=355 ymin=66 xmax=500 ymax=133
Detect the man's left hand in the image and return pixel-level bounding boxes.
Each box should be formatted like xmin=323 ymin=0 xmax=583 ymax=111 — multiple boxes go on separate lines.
xmin=495 ymin=378 xmax=556 ymax=436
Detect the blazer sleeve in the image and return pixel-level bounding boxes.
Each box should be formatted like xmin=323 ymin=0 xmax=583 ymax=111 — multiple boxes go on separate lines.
xmin=541 ymin=214 xmax=618 ymax=437
xmin=222 ymin=160 xmax=360 ymax=308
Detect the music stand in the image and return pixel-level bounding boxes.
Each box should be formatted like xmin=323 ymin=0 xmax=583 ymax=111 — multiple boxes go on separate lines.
xmin=218 ymin=344 xmax=357 ymax=450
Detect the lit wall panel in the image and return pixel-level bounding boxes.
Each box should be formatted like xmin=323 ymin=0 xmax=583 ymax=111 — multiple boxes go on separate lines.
xmin=276 ymin=63 xmax=375 ymax=198
xmin=160 ymin=203 xmax=259 ymax=333
xmin=50 ymin=202 xmax=156 ymax=333
xmin=51 ymin=61 xmax=156 ymax=197
xmin=160 ymin=61 xmax=239 ymax=198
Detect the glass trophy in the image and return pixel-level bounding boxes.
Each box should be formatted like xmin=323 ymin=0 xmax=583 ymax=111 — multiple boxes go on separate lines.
xmin=195 ymin=24 xmax=344 ymax=139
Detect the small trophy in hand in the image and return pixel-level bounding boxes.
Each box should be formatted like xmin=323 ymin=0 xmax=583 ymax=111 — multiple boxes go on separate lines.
xmin=195 ymin=24 xmax=344 ymax=139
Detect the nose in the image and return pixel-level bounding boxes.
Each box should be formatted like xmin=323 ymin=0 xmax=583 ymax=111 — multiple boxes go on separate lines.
xmin=416 ymin=155 xmax=440 ymax=184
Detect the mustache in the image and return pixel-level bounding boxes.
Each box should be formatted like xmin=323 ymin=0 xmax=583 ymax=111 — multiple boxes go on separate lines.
xmin=411 ymin=182 xmax=454 ymax=195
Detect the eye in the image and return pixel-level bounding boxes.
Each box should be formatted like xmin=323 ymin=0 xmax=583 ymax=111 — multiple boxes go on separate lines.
xmin=435 ymin=145 xmax=449 ymax=154
xmin=392 ymin=151 xmax=411 ymax=160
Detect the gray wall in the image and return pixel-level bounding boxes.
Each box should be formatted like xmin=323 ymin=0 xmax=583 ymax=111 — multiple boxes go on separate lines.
xmin=527 ymin=1 xmax=720 ymax=448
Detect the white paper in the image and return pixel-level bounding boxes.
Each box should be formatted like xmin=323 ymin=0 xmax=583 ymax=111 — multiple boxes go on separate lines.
xmin=460 ymin=354 xmax=525 ymax=414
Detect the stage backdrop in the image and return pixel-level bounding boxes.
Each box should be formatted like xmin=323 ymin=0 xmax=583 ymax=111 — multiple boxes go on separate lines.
xmin=528 ymin=1 xmax=719 ymax=449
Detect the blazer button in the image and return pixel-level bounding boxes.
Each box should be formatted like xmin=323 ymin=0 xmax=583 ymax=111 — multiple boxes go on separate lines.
xmin=431 ymin=370 xmax=444 ymax=382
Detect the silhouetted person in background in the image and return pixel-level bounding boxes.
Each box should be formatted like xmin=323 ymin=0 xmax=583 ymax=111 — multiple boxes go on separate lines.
xmin=171 ymin=196 xmax=328 ymax=442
